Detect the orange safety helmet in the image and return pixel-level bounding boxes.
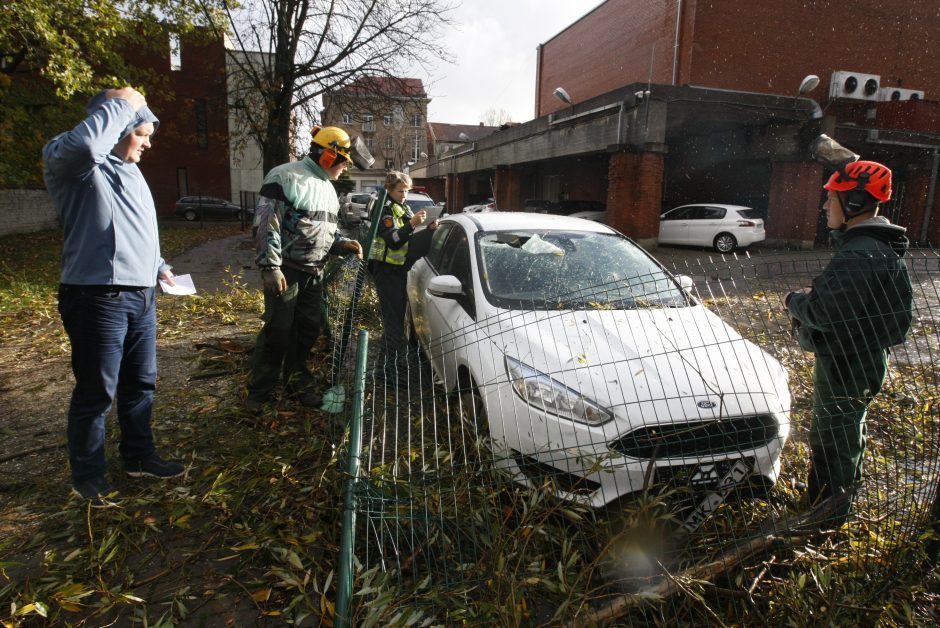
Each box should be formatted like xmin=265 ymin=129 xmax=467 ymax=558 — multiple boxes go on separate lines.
xmin=824 ymin=160 xmax=892 ymax=214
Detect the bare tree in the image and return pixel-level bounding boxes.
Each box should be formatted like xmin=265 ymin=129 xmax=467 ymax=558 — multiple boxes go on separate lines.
xmin=480 ymin=107 xmax=514 ymax=126
xmin=203 ymin=0 xmax=455 ymax=172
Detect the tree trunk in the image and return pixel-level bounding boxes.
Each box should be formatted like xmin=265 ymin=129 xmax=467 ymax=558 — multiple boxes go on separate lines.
xmin=263 ymin=100 xmax=294 ymax=173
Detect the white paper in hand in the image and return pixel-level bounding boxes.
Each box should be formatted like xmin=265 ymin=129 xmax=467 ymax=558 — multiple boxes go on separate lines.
xmin=159 ymin=273 xmax=197 ymax=296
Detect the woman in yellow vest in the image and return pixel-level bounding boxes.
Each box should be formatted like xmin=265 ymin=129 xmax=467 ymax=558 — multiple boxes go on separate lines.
xmin=369 ymin=171 xmax=438 ymax=382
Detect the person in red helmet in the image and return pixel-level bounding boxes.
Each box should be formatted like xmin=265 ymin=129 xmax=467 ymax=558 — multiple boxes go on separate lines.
xmin=783 ymin=157 xmax=913 ymax=525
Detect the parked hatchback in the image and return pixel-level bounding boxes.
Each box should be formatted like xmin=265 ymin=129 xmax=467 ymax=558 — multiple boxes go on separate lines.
xmin=174 ymin=196 xmax=246 ymax=221
xmin=659 ymin=204 xmax=765 ymax=253
xmin=406 ymin=212 xmax=790 ymax=507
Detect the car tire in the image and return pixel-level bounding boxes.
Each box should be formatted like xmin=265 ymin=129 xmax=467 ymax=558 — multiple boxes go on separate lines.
xmin=184 ymin=209 xmax=197 ymax=221
xmin=457 ymin=380 xmax=489 ymax=438
xmin=714 ymin=233 xmax=737 ymax=253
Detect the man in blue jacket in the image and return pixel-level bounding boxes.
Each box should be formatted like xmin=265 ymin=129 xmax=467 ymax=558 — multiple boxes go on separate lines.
xmin=784 ymin=158 xmax=913 ymax=524
xmin=44 ymin=87 xmax=184 ymax=507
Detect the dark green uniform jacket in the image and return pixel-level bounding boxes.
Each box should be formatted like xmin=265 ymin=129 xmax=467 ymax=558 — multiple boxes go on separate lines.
xmin=788 ymin=217 xmax=914 ymax=356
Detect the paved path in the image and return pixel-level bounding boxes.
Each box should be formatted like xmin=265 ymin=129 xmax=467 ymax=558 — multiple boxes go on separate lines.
xmin=168 ymin=232 xmax=263 ymax=294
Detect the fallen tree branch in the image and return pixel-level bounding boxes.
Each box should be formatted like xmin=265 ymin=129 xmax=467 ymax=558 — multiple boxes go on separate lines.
xmin=0 ymin=440 xmax=67 ymax=463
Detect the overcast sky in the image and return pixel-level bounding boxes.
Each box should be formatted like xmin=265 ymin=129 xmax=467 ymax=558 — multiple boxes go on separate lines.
xmin=420 ymin=0 xmax=606 ymax=126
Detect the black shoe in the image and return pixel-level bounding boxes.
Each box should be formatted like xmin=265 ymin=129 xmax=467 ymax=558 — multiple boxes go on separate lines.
xmin=243 ymin=397 xmax=268 ymax=415
xmin=292 ymin=389 xmax=323 ymax=408
xmin=125 ymin=454 xmax=185 ymax=479
xmin=71 ymin=476 xmax=118 ymax=508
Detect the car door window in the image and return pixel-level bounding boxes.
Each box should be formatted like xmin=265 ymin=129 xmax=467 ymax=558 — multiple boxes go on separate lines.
xmin=426 ymin=223 xmax=454 ymax=270
xmin=698 ymin=206 xmax=726 ymax=219
xmin=664 ymin=206 xmax=694 ymax=220
xmin=434 ymin=227 xmax=475 ymax=318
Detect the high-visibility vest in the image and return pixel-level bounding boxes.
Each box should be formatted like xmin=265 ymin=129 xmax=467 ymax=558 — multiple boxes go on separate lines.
xmin=369 ymin=199 xmax=410 ymax=266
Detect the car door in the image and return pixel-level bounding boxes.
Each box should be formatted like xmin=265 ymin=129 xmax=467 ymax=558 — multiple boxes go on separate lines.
xmin=688 ymin=205 xmax=726 ymax=246
xmin=415 ymin=225 xmax=478 ymax=385
xmin=659 ymin=206 xmax=694 ymax=244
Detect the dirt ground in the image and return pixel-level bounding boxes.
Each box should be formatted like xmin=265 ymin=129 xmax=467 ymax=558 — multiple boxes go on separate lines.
xmin=0 ymin=233 xmax=261 ymax=496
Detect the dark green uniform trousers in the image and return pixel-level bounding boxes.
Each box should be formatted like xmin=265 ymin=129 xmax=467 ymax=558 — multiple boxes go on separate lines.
xmin=371 ymin=263 xmax=408 ymax=377
xmin=808 ymin=349 xmax=889 ymax=513
xmin=246 ymin=266 xmax=323 ymax=402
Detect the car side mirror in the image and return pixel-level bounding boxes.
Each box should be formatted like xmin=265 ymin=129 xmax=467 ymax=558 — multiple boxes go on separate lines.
xmin=676 ymin=274 xmax=694 ymax=292
xmin=428 ymin=275 xmax=463 ymax=298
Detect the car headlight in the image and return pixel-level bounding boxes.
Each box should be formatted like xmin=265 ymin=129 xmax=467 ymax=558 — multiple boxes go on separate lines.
xmin=505 ymin=356 xmax=613 ymax=426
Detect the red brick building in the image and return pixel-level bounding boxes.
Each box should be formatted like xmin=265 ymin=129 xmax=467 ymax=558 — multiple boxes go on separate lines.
xmin=124 ymin=28 xmax=233 ymax=216
xmin=415 ymin=0 xmax=940 ymax=246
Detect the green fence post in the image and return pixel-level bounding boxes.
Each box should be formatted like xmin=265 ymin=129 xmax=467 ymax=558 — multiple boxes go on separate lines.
xmin=335 ymin=330 xmax=369 ymax=628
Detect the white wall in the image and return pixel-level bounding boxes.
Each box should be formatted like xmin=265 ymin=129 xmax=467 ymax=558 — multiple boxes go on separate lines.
xmin=0 ymin=190 xmax=59 ymax=236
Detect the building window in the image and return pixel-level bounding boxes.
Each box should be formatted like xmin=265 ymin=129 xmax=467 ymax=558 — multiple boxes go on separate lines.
xmin=384 ymin=136 xmax=394 ymax=150
xmin=169 ymin=33 xmax=182 ymax=71
xmin=383 ymin=113 xmax=393 ymax=127
xmin=364 ymin=137 xmax=375 ymax=152
xmin=362 ymin=114 xmax=374 ymax=131
xmin=342 ymin=113 xmax=352 ymax=125
xmin=194 ymin=99 xmax=208 ymax=149
xmin=411 ymin=113 xmax=421 ymax=128
xmin=411 ymin=132 xmax=421 ymax=160
xmin=385 ymin=158 xmax=395 ymax=170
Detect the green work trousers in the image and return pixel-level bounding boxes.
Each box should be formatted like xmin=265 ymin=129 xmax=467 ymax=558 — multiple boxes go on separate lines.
xmin=246 ymin=266 xmax=323 ymax=402
xmin=808 ymin=349 xmax=889 ymax=508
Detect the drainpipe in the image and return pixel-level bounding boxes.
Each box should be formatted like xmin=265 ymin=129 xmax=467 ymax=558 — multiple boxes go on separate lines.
xmin=672 ymin=0 xmax=683 ymax=85
xmin=867 ymin=130 xmax=939 ymax=243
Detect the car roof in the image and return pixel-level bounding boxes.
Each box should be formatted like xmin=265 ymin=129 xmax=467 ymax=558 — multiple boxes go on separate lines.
xmin=407 ymin=191 xmax=433 ymax=199
xmin=668 ymin=203 xmax=752 ymax=211
xmin=441 ymin=211 xmax=615 ymax=233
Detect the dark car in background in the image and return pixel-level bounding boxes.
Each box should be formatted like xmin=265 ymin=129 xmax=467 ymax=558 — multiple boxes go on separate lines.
xmin=174 ymin=196 xmax=248 ymax=221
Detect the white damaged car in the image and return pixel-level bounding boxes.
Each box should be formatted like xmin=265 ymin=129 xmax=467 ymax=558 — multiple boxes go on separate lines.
xmin=406 ymin=212 xmax=790 ymax=508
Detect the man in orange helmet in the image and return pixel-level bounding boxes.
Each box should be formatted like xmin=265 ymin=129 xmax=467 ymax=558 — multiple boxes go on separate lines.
xmin=783 ymin=157 xmax=913 ymax=524
xmin=245 ymin=126 xmax=373 ymax=412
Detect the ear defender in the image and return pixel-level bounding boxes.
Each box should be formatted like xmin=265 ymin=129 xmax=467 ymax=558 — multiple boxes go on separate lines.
xmin=844 ymin=171 xmax=871 ymax=213
xmin=319 ymin=148 xmax=338 ymax=169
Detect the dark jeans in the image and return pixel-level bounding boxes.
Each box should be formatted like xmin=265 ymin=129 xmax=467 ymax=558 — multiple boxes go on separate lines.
xmin=247 ymin=266 xmax=323 ymax=401
xmin=58 ymin=285 xmax=157 ymax=483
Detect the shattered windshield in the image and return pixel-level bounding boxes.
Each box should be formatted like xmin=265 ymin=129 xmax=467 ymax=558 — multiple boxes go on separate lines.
xmin=477 ymin=229 xmax=689 ymax=311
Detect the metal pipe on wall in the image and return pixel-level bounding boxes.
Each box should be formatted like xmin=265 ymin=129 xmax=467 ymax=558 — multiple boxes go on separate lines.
xmin=672 ymin=0 xmax=683 ymax=85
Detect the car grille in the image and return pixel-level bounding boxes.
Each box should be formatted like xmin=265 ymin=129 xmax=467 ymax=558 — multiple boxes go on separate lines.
xmin=609 ymin=415 xmax=778 ymax=459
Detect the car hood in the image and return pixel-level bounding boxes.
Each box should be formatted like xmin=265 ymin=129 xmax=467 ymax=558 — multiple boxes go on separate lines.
xmin=479 ymin=304 xmax=789 ymax=424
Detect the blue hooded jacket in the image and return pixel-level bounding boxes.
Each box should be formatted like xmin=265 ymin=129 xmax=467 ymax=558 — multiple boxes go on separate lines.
xmin=43 ymin=91 xmax=169 ymax=287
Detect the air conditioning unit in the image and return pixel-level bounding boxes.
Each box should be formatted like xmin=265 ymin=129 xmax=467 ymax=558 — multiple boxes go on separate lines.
xmin=829 ymin=71 xmax=881 ymax=101
xmin=878 ymin=87 xmax=925 ymax=102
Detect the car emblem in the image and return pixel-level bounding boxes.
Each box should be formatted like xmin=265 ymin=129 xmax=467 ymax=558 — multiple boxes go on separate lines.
xmin=697 ymin=400 xmax=717 ymax=409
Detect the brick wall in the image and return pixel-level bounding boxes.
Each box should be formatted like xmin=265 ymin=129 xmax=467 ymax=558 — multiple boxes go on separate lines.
xmin=537 ymin=0 xmax=680 ymax=117
xmin=607 ymin=151 xmax=664 ymax=240
xmin=767 ymin=162 xmax=824 ymax=246
xmin=538 ymin=0 xmax=939 ymax=116
xmin=0 ymin=189 xmax=58 ymax=236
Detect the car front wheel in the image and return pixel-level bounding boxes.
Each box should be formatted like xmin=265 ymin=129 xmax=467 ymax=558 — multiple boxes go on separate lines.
xmin=184 ymin=209 xmax=197 ymax=221
xmin=714 ymin=233 xmax=737 ymax=253
xmin=457 ymin=381 xmax=489 ymax=439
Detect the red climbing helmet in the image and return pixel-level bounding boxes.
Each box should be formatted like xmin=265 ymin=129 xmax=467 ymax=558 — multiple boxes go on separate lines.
xmin=824 ymin=160 xmax=893 ymax=203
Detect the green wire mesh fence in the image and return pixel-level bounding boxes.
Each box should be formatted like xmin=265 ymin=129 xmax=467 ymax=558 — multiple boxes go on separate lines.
xmin=328 ymin=242 xmax=940 ymax=626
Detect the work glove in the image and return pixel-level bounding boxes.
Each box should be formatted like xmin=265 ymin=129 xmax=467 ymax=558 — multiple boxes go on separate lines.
xmin=262 ymin=268 xmax=287 ymax=295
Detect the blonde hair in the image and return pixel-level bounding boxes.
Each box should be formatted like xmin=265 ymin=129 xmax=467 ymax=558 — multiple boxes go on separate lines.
xmin=385 ymin=171 xmax=412 ymax=191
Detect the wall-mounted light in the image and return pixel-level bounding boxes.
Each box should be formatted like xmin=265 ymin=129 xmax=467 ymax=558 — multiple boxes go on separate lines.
xmin=798 ymin=74 xmax=820 ymax=96
xmin=553 ymin=87 xmax=572 ymax=105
